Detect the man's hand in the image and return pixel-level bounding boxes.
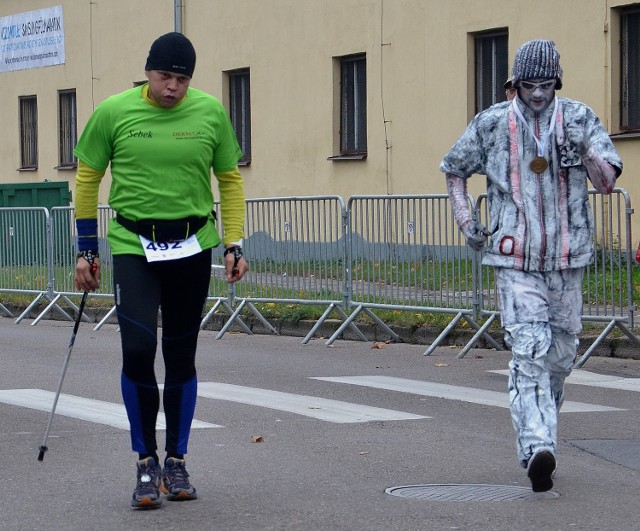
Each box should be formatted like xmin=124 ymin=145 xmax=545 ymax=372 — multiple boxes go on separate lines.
xmin=74 ymin=254 xmax=100 ymax=292
xmin=224 ymin=246 xmax=248 ymax=283
xmin=461 ymin=220 xmax=490 ymax=251
xmin=565 ymin=125 xmax=590 ymax=156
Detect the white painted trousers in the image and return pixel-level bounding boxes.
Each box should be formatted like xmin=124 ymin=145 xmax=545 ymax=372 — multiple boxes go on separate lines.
xmin=495 ymin=267 xmax=584 ymax=466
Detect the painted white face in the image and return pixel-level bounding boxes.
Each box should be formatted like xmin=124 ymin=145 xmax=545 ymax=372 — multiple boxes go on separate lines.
xmin=518 ymin=78 xmax=556 ymax=114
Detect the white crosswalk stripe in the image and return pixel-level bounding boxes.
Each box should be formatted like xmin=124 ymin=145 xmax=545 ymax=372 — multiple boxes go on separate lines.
xmin=0 ymin=368 xmax=630 ymax=431
xmin=0 ymin=389 xmax=221 ymax=430
xmin=311 ymin=375 xmax=625 ymax=413
xmin=490 ymin=369 xmax=640 ymax=392
xmin=196 ymin=382 xmax=429 ymax=423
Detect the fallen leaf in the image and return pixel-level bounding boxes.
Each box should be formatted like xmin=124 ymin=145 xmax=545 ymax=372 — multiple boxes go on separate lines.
xmin=251 ymin=435 xmax=264 ymax=443
xmin=359 ymin=451 xmax=369 ymax=456
xmin=371 ymin=342 xmax=387 ymax=349
xmin=434 ymin=362 xmax=450 ymax=368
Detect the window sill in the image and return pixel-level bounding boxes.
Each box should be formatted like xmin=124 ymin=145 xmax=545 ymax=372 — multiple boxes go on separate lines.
xmin=327 ymin=154 xmax=367 ymax=161
xmin=238 ymin=159 xmax=251 ymax=167
xmin=17 ymin=167 xmax=38 ymax=172
xmin=610 ymin=131 xmax=640 ymax=140
xmin=55 ymin=164 xmax=78 ymax=171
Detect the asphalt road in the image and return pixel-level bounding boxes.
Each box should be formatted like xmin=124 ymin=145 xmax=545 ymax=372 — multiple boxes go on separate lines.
xmin=1 ymin=317 xmax=639 ymax=530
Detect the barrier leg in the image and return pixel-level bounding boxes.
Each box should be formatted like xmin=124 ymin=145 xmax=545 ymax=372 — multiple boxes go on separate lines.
xmin=325 ymin=305 xmax=365 ymax=345
xmin=574 ymin=319 xmax=640 ymax=369
xmin=457 ymin=313 xmax=501 ymax=358
xmin=15 ymin=292 xmax=46 ymax=324
xmin=200 ymin=299 xmax=224 ymax=330
xmin=302 ymin=303 xmax=338 ymax=344
xmin=94 ymin=305 xmax=117 ymax=331
xmin=423 ymin=312 xmax=464 ymax=356
xmin=361 ymin=307 xmax=400 ymax=342
xmin=215 ymin=300 xmax=251 ymax=339
xmin=245 ymin=302 xmax=278 ymax=335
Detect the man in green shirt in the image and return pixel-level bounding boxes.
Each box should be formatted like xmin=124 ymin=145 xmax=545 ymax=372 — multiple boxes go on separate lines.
xmin=74 ymin=32 xmax=248 ymax=509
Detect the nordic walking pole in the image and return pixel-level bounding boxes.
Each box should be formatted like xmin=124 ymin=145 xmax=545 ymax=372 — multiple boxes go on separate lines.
xmin=38 ymin=268 xmax=93 ymax=462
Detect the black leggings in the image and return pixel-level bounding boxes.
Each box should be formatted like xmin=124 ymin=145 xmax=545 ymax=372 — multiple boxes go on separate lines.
xmin=113 ymin=249 xmax=212 ymax=457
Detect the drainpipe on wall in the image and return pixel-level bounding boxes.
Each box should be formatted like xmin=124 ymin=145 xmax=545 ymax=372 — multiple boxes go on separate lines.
xmin=174 ymin=0 xmax=183 ymax=33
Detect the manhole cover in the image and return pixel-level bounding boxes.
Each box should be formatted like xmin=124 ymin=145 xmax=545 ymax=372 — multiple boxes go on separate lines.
xmin=385 ymin=484 xmax=559 ymax=502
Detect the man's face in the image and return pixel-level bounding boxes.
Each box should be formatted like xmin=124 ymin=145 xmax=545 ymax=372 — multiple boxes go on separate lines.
xmin=518 ymin=78 xmax=556 ymax=114
xmin=145 ymin=70 xmax=191 ymax=108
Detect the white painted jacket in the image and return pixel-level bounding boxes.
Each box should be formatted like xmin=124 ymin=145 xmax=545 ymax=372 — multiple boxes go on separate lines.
xmin=440 ymin=97 xmax=622 ymax=271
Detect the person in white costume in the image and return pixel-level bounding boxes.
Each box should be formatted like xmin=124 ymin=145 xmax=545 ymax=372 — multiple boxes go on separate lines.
xmin=440 ymin=39 xmax=622 ymax=492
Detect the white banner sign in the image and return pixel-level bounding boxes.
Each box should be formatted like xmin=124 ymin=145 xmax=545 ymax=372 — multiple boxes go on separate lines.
xmin=0 ymin=5 xmax=65 ymax=73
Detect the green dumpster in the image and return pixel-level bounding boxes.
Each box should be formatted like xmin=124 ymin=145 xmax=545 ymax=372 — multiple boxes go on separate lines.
xmin=0 ymin=181 xmax=72 ymax=266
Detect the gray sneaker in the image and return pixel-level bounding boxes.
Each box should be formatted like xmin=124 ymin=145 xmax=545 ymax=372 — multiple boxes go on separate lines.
xmin=131 ymin=457 xmax=163 ymax=509
xmin=161 ymin=457 xmax=198 ymax=501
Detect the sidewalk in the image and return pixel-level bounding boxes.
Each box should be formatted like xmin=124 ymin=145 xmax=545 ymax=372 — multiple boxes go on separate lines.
xmin=3 ymin=301 xmax=639 ymax=362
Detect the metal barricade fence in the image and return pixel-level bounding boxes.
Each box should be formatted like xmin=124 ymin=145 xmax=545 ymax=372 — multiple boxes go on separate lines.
xmin=16 ymin=205 xmax=117 ymax=327
xmin=47 ymin=205 xmax=238 ymax=332
xmin=0 ymin=207 xmax=52 ymax=319
xmin=335 ymin=194 xmax=502 ymax=354
xmin=216 ymin=196 xmax=349 ymax=342
xmin=2 ymin=193 xmax=637 ymax=362
xmin=475 ymin=188 xmax=640 ymax=366
xmin=200 ymin=200 xmax=255 ymax=335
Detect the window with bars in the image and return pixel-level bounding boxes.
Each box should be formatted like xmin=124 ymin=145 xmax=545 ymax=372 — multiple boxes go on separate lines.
xmin=340 ymin=54 xmax=367 ymax=156
xmin=229 ymin=68 xmax=251 ymax=165
xmin=58 ymin=89 xmax=78 ymax=168
xmin=19 ymin=96 xmax=38 ymax=170
xmin=475 ymin=31 xmax=509 ymax=113
xmin=621 ymin=7 xmax=640 ymax=132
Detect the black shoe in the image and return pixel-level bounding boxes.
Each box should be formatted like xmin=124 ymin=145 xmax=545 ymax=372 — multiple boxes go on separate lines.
xmin=131 ymin=457 xmax=163 ymax=509
xmin=527 ymin=449 xmax=556 ymax=492
xmin=161 ymin=457 xmax=198 ymax=501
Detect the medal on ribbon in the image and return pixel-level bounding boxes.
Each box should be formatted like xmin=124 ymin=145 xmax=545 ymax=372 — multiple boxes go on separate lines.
xmin=512 ymin=97 xmax=559 ymax=174
xmin=530 ymin=156 xmax=549 ymax=173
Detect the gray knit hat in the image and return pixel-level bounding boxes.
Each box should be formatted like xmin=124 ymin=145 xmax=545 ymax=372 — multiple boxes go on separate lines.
xmin=511 ymin=39 xmax=562 ymax=89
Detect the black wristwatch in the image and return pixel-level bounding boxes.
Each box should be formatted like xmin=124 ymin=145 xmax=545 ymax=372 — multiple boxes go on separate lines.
xmin=77 ymin=249 xmax=99 ymax=265
xmin=223 ymin=245 xmax=243 ymax=267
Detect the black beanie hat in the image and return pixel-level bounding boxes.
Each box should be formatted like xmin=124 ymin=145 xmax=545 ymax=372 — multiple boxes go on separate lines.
xmin=145 ymin=32 xmax=196 ymax=78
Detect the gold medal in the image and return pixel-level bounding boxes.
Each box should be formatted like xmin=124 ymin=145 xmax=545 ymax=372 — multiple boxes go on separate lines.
xmin=530 ymin=156 xmax=548 ymax=173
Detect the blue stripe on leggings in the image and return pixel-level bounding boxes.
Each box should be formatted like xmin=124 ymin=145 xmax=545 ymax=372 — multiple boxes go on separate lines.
xmin=121 ymin=372 xmax=146 ymax=453
xmin=177 ymin=376 xmax=197 ymax=455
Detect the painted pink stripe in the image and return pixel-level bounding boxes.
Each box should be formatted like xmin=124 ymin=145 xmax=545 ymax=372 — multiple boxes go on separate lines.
xmin=555 ymin=104 xmax=570 ymax=269
xmin=508 ymin=110 xmax=525 ymax=270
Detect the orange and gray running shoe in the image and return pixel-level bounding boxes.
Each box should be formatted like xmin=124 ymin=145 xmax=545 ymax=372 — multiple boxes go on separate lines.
xmin=131 ymin=457 xmax=163 ymax=509
xmin=160 ymin=457 xmax=198 ymax=501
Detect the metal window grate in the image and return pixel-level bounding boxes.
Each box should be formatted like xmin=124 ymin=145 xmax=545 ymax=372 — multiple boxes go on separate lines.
xmin=58 ymin=90 xmax=77 ymax=167
xmin=340 ymin=54 xmax=367 ymax=155
xmin=229 ymin=68 xmax=251 ymax=164
xmin=19 ymin=96 xmax=38 ymax=169
xmin=621 ymin=8 xmax=640 ymax=131
xmin=475 ymin=30 xmax=509 ymax=113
